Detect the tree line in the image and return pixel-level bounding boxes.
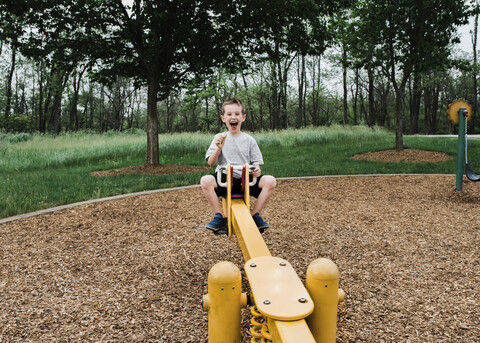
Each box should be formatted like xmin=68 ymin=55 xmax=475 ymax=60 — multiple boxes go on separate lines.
xmin=0 ymin=0 xmax=478 ymax=164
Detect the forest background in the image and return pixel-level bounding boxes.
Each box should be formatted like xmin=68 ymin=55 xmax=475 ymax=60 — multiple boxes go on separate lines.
xmin=1 ymin=0 xmax=480 ymax=164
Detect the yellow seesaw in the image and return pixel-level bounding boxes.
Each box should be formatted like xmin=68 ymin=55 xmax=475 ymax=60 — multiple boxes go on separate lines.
xmin=202 ymin=163 xmax=345 ymax=343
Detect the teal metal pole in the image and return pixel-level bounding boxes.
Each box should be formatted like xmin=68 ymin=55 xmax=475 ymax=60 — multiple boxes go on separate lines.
xmin=455 ymin=107 xmax=466 ymax=192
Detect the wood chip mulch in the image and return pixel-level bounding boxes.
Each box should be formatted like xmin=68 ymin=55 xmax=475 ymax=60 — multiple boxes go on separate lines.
xmin=352 ymin=149 xmax=452 ymax=163
xmin=91 ymin=164 xmax=211 ymax=176
xmin=1 ymin=173 xmax=479 ymax=342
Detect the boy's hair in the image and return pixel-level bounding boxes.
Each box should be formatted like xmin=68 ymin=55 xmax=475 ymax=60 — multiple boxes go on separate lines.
xmin=222 ymin=97 xmax=245 ymax=114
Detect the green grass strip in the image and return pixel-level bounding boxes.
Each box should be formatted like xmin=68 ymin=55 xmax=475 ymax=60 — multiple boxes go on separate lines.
xmin=1 ymin=127 xmax=478 ymax=219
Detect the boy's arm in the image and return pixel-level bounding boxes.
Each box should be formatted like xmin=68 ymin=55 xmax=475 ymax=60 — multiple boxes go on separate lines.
xmin=207 ymin=147 xmax=222 ymax=167
xmin=252 ymin=163 xmax=261 ymax=178
xmin=250 ymin=137 xmax=263 ymax=178
xmin=207 ymin=133 xmax=227 ymax=167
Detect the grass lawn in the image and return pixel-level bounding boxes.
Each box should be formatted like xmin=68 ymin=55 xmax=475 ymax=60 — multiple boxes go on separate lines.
xmin=1 ymin=126 xmax=479 ymax=219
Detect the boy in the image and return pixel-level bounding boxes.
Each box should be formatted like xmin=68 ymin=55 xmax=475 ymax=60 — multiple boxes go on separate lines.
xmin=200 ymin=97 xmax=276 ymax=232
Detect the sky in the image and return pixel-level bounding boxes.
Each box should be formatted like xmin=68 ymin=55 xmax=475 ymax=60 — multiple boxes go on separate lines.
xmin=457 ymin=17 xmax=475 ymax=53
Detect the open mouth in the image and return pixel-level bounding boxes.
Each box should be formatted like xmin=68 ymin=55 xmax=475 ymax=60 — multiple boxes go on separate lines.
xmin=230 ymin=121 xmax=238 ymax=128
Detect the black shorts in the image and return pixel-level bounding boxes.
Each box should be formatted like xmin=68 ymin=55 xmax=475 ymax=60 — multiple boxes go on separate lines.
xmin=213 ymin=173 xmax=263 ymax=198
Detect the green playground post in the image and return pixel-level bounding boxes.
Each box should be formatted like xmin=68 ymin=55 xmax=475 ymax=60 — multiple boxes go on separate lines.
xmin=455 ymin=107 xmax=467 ymax=192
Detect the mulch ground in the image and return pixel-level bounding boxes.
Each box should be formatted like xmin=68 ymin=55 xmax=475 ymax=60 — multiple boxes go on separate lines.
xmin=1 ymin=150 xmax=479 ymax=342
xmin=91 ymin=164 xmax=211 ymax=176
xmin=351 ymin=149 xmax=452 ymax=163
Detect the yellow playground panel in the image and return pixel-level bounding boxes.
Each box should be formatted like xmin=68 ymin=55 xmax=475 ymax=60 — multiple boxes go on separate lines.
xmin=202 ymin=164 xmax=345 ymax=343
xmin=447 ymin=99 xmax=472 ymax=125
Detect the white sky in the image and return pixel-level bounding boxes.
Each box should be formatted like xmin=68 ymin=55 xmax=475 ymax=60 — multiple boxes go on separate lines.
xmin=457 ymin=17 xmax=476 ymax=53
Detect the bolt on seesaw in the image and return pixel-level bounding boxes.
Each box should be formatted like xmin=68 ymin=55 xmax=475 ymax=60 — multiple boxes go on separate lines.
xmin=202 ymin=163 xmax=345 ymax=343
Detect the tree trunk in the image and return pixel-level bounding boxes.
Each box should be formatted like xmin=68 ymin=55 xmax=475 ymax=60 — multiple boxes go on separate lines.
xmin=241 ymin=73 xmax=256 ymax=131
xmin=409 ymin=74 xmax=421 ymax=134
xmin=204 ymin=80 xmax=210 ymax=132
xmin=472 ymin=11 xmax=479 ymax=133
xmin=166 ymin=95 xmax=174 ymax=133
xmin=270 ymin=62 xmax=280 ymax=129
xmin=297 ymin=55 xmax=305 ymax=128
xmin=368 ymin=67 xmax=375 ymax=127
xmin=342 ymin=48 xmax=348 ymax=126
xmin=280 ymin=58 xmax=292 ymax=129
xmin=42 ymin=65 xmax=56 ymax=133
xmin=394 ymin=84 xmax=405 ymax=151
xmin=5 ymin=47 xmax=16 ymax=131
xmin=49 ymin=70 xmax=69 ymax=135
xmin=310 ymin=57 xmax=321 ymax=126
xmin=431 ymin=85 xmax=440 ymax=134
xmin=38 ymin=62 xmax=45 ymax=132
xmin=214 ymin=93 xmax=223 ymax=132
xmin=259 ymin=89 xmax=265 ymax=130
xmin=353 ymin=67 xmax=359 ymax=125
xmin=377 ymin=83 xmax=389 ymax=127
xmin=69 ymin=67 xmax=86 ymax=131
xmin=191 ymin=102 xmax=198 ymax=131
xmin=88 ymin=81 xmax=95 ymax=130
xmin=387 ymin=15 xmax=406 ymax=151
xmin=100 ymin=85 xmax=106 ymax=132
xmin=146 ymin=80 xmax=160 ymax=165
xmin=424 ymin=82 xmax=432 ymax=134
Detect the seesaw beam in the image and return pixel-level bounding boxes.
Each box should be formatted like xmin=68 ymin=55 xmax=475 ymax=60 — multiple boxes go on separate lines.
xmin=267 ymin=318 xmax=317 ymax=343
xmin=231 ymin=199 xmax=271 ymax=261
xmin=204 ymin=163 xmax=344 ymax=342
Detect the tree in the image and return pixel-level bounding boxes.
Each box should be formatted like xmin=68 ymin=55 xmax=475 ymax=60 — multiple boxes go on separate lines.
xmin=68 ymin=65 xmax=88 ymax=131
xmin=0 ymin=1 xmax=24 ymax=131
xmin=1 ymin=1 xmax=91 ymax=133
xmin=4 ymin=46 xmax=15 ymax=130
xmin=3 ymin=0 xmax=351 ymax=157
xmin=297 ymin=55 xmax=307 ymax=127
xmin=472 ymin=1 xmax=480 ymax=132
xmin=2 ymin=0 xmax=247 ymax=155
xmin=247 ymin=0 xmax=350 ymax=129
xmin=78 ymin=1 xmax=251 ymax=164
xmin=83 ymin=0 xmax=352 ymax=160
xmin=349 ymin=0 xmax=469 ymax=150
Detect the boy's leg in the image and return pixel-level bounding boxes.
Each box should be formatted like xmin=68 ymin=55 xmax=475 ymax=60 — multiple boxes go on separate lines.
xmin=200 ymin=174 xmax=223 ymax=215
xmin=201 ymin=174 xmax=227 ymax=232
xmin=251 ymin=175 xmax=276 ymax=215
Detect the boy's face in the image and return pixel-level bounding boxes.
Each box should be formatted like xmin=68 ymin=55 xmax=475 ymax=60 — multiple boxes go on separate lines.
xmin=221 ymin=104 xmax=246 ymax=134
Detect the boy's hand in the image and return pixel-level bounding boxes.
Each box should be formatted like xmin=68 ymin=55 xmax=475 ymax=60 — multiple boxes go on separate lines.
xmin=216 ymin=133 xmax=227 ymax=149
xmin=252 ymin=166 xmax=261 ymax=178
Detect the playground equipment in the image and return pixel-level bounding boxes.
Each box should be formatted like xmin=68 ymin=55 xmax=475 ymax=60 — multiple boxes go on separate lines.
xmin=447 ymin=99 xmax=480 ymax=192
xmin=202 ymin=163 xmax=345 ymax=342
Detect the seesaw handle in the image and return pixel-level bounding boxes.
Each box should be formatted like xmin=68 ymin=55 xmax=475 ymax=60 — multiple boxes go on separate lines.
xmin=217 ymin=165 xmax=257 ymax=187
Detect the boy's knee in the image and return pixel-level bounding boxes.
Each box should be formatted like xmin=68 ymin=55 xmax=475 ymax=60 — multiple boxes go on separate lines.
xmin=270 ymin=176 xmax=277 ymax=188
xmin=261 ymin=175 xmax=276 ymax=190
xmin=201 ymin=175 xmax=215 ymax=189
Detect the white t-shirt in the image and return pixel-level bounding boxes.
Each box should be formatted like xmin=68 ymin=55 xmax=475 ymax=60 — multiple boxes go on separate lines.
xmin=205 ymin=132 xmax=264 ymax=178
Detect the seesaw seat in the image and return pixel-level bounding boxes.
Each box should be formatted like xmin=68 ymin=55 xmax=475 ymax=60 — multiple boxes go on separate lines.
xmin=245 ymin=256 xmax=314 ymax=321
